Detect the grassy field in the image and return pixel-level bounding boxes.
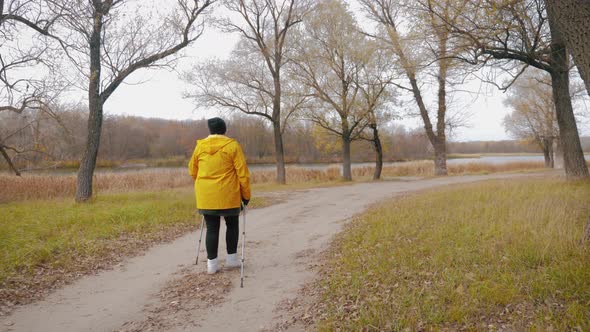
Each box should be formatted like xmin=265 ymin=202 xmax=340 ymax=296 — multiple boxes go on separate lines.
xmin=0 ymin=161 xmax=572 ymax=316
xmin=0 ymin=188 xmax=266 ymax=311
xmin=314 ymin=178 xmax=590 ymax=331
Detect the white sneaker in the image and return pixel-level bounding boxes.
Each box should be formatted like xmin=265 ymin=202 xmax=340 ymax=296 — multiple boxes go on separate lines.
xmin=207 ymin=258 xmax=218 ymax=274
xmin=225 ymin=253 xmax=240 ymax=269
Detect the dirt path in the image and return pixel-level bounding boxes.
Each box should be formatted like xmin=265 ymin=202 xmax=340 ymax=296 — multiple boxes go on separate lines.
xmin=0 ymin=173 xmax=548 ymax=332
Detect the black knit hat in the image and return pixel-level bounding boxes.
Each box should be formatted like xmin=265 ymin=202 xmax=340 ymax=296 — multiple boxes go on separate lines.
xmin=207 ymin=117 xmax=226 ymax=135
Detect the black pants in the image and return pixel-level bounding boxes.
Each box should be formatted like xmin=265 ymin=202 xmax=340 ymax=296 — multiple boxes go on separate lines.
xmin=204 ymin=214 xmax=239 ymax=260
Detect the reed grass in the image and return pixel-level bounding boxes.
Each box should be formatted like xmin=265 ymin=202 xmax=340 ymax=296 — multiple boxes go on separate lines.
xmin=0 ymin=169 xmax=192 ymax=203
xmin=0 ymin=161 xmax=553 ymax=203
xmin=315 ymin=178 xmax=590 ymax=331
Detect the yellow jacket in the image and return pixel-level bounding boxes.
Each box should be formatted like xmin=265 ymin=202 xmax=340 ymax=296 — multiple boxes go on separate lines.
xmin=188 ymin=135 xmax=251 ymax=210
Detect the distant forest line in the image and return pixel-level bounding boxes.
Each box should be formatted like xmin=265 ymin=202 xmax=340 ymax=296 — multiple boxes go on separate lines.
xmin=1 ymin=111 xmax=588 ymax=171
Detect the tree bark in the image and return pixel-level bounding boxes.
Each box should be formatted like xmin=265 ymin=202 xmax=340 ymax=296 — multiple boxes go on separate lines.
xmin=272 ymin=119 xmax=286 ymax=184
xmin=76 ymin=7 xmax=103 ymax=202
xmin=547 ymin=10 xmax=590 ymax=179
xmin=407 ymin=74 xmax=449 ymax=177
xmin=371 ymin=124 xmax=383 ymax=180
xmin=271 ymin=63 xmax=287 ymax=185
xmin=0 ymin=144 xmax=21 ymax=176
xmin=554 ymin=140 xmax=564 ymax=169
xmin=546 ymin=0 xmax=590 ymax=96
xmin=338 ymin=117 xmax=352 ymax=181
xmin=341 ymin=134 xmax=352 ymax=181
xmin=433 ymin=141 xmax=448 ymax=176
xmin=434 ymin=57 xmax=449 ymax=176
xmin=541 ymin=138 xmax=555 ymax=168
xmin=542 ymin=146 xmax=551 ymax=168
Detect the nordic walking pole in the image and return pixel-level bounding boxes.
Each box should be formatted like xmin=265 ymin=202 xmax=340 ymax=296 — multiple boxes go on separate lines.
xmin=240 ymin=205 xmax=246 ymax=288
xmin=195 ymin=214 xmax=205 ymax=265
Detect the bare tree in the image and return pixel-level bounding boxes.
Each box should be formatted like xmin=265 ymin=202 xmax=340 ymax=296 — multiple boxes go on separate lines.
xmin=429 ymin=0 xmax=589 ymax=179
xmin=227 ymin=113 xmax=273 ymax=160
xmin=357 ymin=47 xmax=396 ymax=180
xmin=0 ymin=0 xmax=65 ymax=175
xmin=209 ymin=0 xmax=308 ymax=184
xmin=0 ymin=0 xmax=60 ymax=111
xmin=47 ymin=0 xmax=215 ymax=201
xmin=359 ymin=0 xmax=470 ymax=176
xmin=186 ymin=37 xmax=306 ymax=183
xmin=293 ymin=0 xmax=387 ymax=181
xmin=546 ymin=0 xmax=590 ymax=97
xmin=0 ymin=100 xmax=74 ymax=170
xmin=503 ymin=71 xmax=558 ymax=167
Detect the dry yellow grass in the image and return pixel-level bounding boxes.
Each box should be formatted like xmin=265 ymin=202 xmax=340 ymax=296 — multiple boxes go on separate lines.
xmin=447 ymin=161 xmax=548 ymax=174
xmin=0 ymin=170 xmax=193 ymax=203
xmin=0 ymin=161 xmax=552 ymax=203
xmin=355 ymin=161 xmax=547 ymax=178
xmin=251 ymin=166 xmax=342 ymax=183
xmin=315 ymin=178 xmax=590 ymax=330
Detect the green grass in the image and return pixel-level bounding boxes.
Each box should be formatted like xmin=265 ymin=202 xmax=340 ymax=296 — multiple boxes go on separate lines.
xmin=0 ymin=179 xmax=347 ymax=293
xmin=0 ymin=188 xmax=265 ymax=304
xmin=316 ymin=178 xmax=590 ymax=331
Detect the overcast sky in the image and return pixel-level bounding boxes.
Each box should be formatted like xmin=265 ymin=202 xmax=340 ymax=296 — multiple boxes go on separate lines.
xmin=103 ymin=1 xmax=588 ymax=143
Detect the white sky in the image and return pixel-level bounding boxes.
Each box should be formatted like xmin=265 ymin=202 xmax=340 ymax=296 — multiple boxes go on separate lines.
xmin=102 ymin=1 xmax=588 ymax=142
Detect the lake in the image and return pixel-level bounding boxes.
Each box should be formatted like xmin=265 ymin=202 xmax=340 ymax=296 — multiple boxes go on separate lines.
xmin=247 ymin=154 xmax=589 ymax=171
xmin=6 ymin=154 xmax=589 ymax=175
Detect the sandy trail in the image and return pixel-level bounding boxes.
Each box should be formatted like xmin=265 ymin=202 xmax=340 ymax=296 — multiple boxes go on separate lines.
xmin=0 ymin=173 xmax=544 ymax=332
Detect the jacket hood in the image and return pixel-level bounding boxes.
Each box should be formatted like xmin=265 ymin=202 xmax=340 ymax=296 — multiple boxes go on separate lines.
xmin=197 ymin=135 xmax=235 ymax=155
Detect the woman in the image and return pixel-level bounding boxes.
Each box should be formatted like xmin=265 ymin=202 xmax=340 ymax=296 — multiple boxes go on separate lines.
xmin=188 ymin=117 xmax=251 ymax=274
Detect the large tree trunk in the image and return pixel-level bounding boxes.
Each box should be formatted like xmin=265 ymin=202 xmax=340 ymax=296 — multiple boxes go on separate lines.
xmin=434 ymin=60 xmax=449 ymax=177
xmin=371 ymin=124 xmax=383 ymax=180
xmin=433 ymin=141 xmax=448 ymax=176
xmin=433 ymin=29 xmax=450 ymax=176
xmin=547 ymin=0 xmax=590 ymax=96
xmin=76 ymin=102 xmax=103 ymax=202
xmin=340 ymin=117 xmax=352 ymax=181
xmin=272 ymin=65 xmax=287 ymax=185
xmin=547 ymin=10 xmax=590 ymax=179
xmin=554 ymin=140 xmax=564 ymax=169
xmin=76 ymin=9 xmax=103 ymax=202
xmin=341 ymin=135 xmax=352 ymax=181
xmin=407 ymin=74 xmax=449 ymax=176
xmin=272 ymin=119 xmax=286 ymax=185
xmin=0 ymin=144 xmax=21 ymax=176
